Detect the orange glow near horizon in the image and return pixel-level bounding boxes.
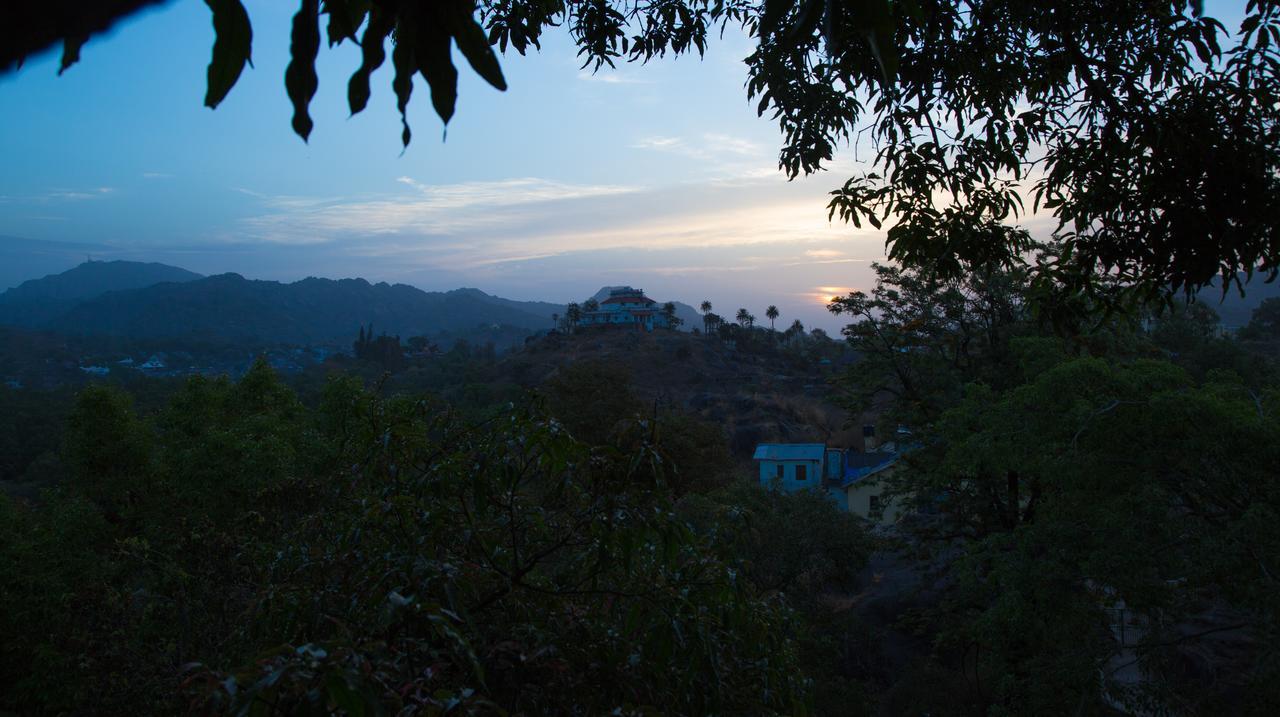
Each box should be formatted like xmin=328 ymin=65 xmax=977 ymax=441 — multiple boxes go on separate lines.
xmin=810 ymin=286 xmax=857 ymax=306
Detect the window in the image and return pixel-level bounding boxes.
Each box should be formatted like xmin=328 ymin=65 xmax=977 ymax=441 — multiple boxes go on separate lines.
xmin=795 ymin=464 xmax=807 ymax=481
xmin=775 ymin=464 xmax=784 ymax=480
xmin=869 ymin=495 xmax=881 ymax=512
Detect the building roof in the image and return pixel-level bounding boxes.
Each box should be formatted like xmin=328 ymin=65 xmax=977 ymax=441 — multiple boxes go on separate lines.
xmin=753 ymin=443 xmax=826 ymax=461
xmin=841 ymin=450 xmax=900 ymax=487
xmin=601 ymin=294 xmax=656 ymax=305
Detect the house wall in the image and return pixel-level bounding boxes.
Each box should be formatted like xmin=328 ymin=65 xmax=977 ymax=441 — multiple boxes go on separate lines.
xmin=824 ymin=449 xmax=844 ymax=480
xmin=845 ymin=466 xmax=904 ymax=525
xmin=757 ymin=459 xmax=824 ymax=494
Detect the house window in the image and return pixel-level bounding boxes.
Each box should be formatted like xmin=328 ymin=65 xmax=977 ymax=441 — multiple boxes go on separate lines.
xmin=869 ymin=495 xmax=881 ymax=512
xmin=795 ymin=464 xmax=807 ymax=481
xmin=775 ymin=464 xmax=784 ymax=480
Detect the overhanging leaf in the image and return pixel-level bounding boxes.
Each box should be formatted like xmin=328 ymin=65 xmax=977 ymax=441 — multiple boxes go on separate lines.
xmin=58 ymin=34 xmax=87 ymax=75
xmin=415 ymin=15 xmax=459 ymax=127
xmin=390 ymin=24 xmax=416 ymax=147
xmin=322 ymin=0 xmax=369 ymax=46
xmin=204 ymin=0 xmax=253 ymax=109
xmin=285 ymin=0 xmax=321 ymax=141
xmin=447 ymin=1 xmax=507 ymax=91
xmin=347 ymin=6 xmax=392 ymax=115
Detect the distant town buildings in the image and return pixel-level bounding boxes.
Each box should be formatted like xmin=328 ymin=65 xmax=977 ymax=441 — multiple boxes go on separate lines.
xmin=579 ymin=287 xmax=672 ymax=332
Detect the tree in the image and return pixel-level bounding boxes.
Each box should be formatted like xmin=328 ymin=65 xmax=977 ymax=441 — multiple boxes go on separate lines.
xmin=1241 ymin=297 xmax=1280 ymax=342
xmin=661 ymin=301 xmax=682 ymax=328
xmin=891 ymin=355 xmax=1280 ymax=712
xmin=9 ymin=1 xmax=1278 ymax=303
xmin=700 ymin=300 xmax=713 ymax=335
xmin=828 ymin=260 xmax=1031 ymax=426
xmin=785 ymin=319 xmax=805 ymax=344
xmin=550 ymin=312 xmax=559 ymax=331
xmin=564 ymin=301 xmax=582 ymax=333
xmin=766 ymin=304 xmax=779 ymax=330
xmin=736 ymin=307 xmax=755 ymax=329
xmin=582 ymin=297 xmax=599 ymax=313
xmin=704 ymin=312 xmax=723 ymax=337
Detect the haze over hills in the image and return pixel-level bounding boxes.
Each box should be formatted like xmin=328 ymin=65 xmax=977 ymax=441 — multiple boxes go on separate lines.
xmin=0 ymin=261 xmax=700 ymax=346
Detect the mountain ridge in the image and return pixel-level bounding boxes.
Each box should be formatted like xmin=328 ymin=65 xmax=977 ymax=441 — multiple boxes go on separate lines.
xmin=0 ymin=261 xmax=697 ymax=346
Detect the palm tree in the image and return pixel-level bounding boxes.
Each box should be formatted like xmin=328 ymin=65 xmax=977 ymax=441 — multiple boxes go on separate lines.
xmin=552 ymin=312 xmax=560 ymax=331
xmin=700 ymin=300 xmax=713 ymax=335
xmin=766 ymin=305 xmax=779 ymax=330
xmin=736 ymin=307 xmax=750 ymax=328
xmin=786 ymin=318 xmax=804 ymax=343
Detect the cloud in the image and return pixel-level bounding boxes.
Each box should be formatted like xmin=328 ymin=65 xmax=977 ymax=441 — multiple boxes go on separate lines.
xmin=43 ymin=187 xmax=114 ymax=201
xmin=632 ymin=136 xmax=684 ymax=150
xmin=236 ymin=177 xmax=640 ymax=246
xmin=630 ymin=133 xmax=770 ymax=168
xmin=576 ymin=71 xmax=653 ymax=85
xmin=804 ymin=249 xmax=844 ymax=259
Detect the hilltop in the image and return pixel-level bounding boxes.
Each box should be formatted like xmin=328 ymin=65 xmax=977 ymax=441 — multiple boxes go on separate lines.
xmin=0 ymin=260 xmax=202 ymax=326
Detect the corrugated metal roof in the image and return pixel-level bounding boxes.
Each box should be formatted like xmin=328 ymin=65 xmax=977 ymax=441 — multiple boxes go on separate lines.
xmin=841 ymin=452 xmax=900 ymax=487
xmin=752 ymin=443 xmax=826 ymax=461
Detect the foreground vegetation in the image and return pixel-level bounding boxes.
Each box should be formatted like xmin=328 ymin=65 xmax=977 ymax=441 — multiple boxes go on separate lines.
xmin=0 ymin=360 xmax=872 ymax=714
xmin=2 ymin=276 xmax=1278 ymax=714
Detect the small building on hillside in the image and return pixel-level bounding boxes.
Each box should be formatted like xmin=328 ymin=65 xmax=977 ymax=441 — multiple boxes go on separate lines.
xmin=841 ymin=450 xmax=904 ymax=525
xmin=580 ymin=287 xmax=671 ymax=332
xmin=139 ymin=355 xmax=166 ymax=371
xmin=754 ymin=438 xmax=908 ymax=525
xmin=753 ymin=444 xmax=845 ymax=493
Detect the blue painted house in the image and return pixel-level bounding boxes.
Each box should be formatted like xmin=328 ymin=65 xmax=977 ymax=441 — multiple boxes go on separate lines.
xmin=579 ymin=287 xmax=671 ymax=331
xmin=753 ymin=443 xmax=846 ymax=495
xmin=754 ymin=441 xmax=905 ymax=523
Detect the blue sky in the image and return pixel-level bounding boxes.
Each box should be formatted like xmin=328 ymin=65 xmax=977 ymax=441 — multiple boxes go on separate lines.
xmin=0 ymin=1 xmax=1248 ymax=330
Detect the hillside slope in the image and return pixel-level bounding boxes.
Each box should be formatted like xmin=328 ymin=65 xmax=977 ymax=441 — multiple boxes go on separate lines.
xmin=502 ymin=329 xmax=858 ymax=456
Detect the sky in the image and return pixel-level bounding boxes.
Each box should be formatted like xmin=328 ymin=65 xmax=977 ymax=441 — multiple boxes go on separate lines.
xmin=0 ymin=0 xmax=1248 ymax=330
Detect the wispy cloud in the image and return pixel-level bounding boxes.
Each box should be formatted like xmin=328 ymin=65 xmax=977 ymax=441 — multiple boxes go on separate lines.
xmin=631 ymin=133 xmax=763 ymax=161
xmin=43 ymin=187 xmax=114 ymax=201
xmin=237 ymin=177 xmax=640 ymax=246
xmin=576 ymin=70 xmax=654 ymax=85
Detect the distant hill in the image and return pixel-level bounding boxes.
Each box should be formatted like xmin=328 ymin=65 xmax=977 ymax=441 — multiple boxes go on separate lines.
xmin=0 ymin=236 xmax=117 ymax=291
xmin=0 ymin=268 xmax=572 ymax=345
xmin=1196 ymin=274 xmax=1280 ymax=328
xmin=0 ymin=260 xmax=203 ymax=326
xmin=1 ymin=260 xmax=202 ymax=303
